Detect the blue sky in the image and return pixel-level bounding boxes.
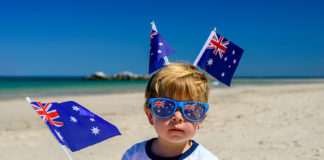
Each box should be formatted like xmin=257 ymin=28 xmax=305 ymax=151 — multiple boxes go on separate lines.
xmin=0 ymin=0 xmax=323 ymax=76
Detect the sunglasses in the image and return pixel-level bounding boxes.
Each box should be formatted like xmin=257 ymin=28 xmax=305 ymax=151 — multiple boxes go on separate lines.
xmin=148 ymin=98 xmax=209 ymax=122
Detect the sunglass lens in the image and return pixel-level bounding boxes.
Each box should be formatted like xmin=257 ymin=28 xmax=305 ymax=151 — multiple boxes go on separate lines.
xmin=183 ymin=103 xmax=205 ymax=121
xmin=152 ymin=100 xmax=175 ymax=118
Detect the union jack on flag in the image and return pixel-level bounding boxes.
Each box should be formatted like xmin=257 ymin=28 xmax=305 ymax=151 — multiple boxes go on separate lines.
xmin=150 ymin=24 xmax=158 ymax=42
xmin=29 ymin=100 xmax=121 ymax=152
xmin=194 ymin=29 xmax=244 ymax=86
xmin=206 ymin=34 xmax=230 ymax=59
xmin=31 ymin=102 xmax=64 ymax=127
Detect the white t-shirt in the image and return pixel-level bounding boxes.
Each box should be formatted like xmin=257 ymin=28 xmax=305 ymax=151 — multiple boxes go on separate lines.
xmin=122 ymin=138 xmax=218 ymax=160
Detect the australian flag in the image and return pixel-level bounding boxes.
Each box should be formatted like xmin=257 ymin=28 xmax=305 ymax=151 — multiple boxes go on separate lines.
xmin=30 ymin=101 xmax=121 ymax=152
xmin=149 ymin=21 xmax=174 ymax=74
xmin=194 ymin=29 xmax=244 ymax=86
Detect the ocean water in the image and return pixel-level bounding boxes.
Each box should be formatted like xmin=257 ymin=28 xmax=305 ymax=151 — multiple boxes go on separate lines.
xmin=0 ymin=77 xmax=148 ymax=99
xmin=0 ymin=77 xmax=323 ymax=99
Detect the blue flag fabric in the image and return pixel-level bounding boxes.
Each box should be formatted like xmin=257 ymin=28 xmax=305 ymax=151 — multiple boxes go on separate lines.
xmin=194 ymin=30 xmax=244 ymax=86
xmin=30 ymin=101 xmax=121 ymax=152
xmin=149 ymin=22 xmax=174 ymax=74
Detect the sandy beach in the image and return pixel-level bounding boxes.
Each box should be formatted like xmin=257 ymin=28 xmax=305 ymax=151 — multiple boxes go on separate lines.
xmin=0 ymin=82 xmax=324 ymax=160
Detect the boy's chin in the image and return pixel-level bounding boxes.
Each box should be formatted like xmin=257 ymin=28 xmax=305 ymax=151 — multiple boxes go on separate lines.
xmin=161 ymin=134 xmax=192 ymax=144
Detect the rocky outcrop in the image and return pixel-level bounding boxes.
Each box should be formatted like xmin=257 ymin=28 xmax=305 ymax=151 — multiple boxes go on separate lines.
xmin=83 ymin=71 xmax=150 ymax=81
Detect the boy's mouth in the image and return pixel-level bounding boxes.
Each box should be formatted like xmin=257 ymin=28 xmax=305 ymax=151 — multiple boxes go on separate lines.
xmin=169 ymin=128 xmax=184 ymax=132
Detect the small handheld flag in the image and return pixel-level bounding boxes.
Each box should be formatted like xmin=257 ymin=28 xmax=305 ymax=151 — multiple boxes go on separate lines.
xmin=149 ymin=21 xmax=174 ymax=74
xmin=27 ymin=97 xmax=121 ymax=152
xmin=194 ymin=28 xmax=244 ymax=86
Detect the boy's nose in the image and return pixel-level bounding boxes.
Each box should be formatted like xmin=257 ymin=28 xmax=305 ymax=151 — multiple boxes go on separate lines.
xmin=171 ymin=108 xmax=184 ymax=122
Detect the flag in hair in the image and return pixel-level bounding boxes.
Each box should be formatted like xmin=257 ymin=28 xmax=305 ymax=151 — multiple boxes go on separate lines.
xmin=149 ymin=21 xmax=174 ymax=74
xmin=194 ymin=29 xmax=244 ymax=86
xmin=30 ymin=101 xmax=121 ymax=152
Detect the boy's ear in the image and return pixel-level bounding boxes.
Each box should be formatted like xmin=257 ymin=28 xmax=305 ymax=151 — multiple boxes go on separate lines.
xmin=145 ymin=108 xmax=154 ymax=126
xmin=197 ymin=112 xmax=208 ymax=130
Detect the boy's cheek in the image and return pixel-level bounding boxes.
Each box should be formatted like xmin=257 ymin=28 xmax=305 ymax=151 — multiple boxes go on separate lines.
xmin=198 ymin=112 xmax=208 ymax=129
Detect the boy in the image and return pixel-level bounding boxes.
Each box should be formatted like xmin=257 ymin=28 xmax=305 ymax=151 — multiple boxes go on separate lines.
xmin=122 ymin=63 xmax=218 ymax=160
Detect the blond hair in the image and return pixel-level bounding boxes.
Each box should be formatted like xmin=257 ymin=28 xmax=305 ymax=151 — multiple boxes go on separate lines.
xmin=144 ymin=63 xmax=209 ymax=109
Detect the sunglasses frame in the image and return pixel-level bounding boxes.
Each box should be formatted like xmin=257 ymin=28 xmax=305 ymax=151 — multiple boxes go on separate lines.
xmin=148 ymin=98 xmax=209 ymax=122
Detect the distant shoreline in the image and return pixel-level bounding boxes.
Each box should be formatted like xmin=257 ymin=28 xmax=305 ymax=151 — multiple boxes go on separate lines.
xmin=1 ymin=78 xmax=324 ymax=99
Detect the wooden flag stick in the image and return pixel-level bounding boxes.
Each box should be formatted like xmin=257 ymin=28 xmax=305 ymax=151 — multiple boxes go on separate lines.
xmin=26 ymin=97 xmax=73 ymax=160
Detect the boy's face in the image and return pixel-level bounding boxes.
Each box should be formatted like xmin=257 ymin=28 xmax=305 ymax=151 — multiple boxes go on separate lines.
xmin=145 ymin=96 xmax=207 ymax=144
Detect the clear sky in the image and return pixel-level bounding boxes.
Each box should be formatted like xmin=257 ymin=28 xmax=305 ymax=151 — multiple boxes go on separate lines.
xmin=0 ymin=0 xmax=323 ymax=77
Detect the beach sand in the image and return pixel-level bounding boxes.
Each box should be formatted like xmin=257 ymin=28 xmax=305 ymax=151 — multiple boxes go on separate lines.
xmin=0 ymin=82 xmax=324 ymax=160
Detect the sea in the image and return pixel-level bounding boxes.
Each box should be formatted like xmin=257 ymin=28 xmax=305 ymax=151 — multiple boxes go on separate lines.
xmin=0 ymin=76 xmax=323 ymax=99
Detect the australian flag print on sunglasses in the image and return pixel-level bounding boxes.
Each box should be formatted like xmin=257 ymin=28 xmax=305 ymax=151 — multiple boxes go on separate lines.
xmin=148 ymin=98 xmax=209 ymax=122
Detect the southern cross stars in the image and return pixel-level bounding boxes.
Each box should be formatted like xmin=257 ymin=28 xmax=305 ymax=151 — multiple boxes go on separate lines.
xmin=72 ymin=105 xmax=79 ymax=111
xmin=91 ymin=127 xmax=100 ymax=135
xmin=89 ymin=118 xmax=95 ymax=122
xmin=157 ymin=42 xmax=163 ymax=54
xmin=70 ymin=116 xmax=77 ymax=123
